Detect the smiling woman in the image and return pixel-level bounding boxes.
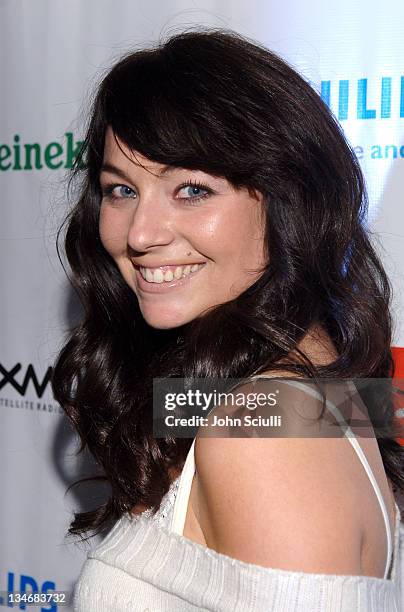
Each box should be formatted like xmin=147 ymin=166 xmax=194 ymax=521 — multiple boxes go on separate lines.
xmin=98 ymin=127 xmax=266 ymax=329
xmin=51 ymin=27 xmax=403 ymax=611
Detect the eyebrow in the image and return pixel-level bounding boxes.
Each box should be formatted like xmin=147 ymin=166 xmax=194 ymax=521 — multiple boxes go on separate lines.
xmin=100 ymin=162 xmax=178 ymax=181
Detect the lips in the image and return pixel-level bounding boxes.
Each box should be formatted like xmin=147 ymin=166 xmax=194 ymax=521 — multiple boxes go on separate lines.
xmin=141 ymin=263 xmax=205 ymax=284
xmin=133 ymin=263 xmax=206 ymax=293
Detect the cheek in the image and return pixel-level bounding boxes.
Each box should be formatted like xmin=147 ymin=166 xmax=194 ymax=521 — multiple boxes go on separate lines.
xmin=224 ymin=209 xmax=266 ymax=267
xmin=98 ymin=207 xmax=127 ymax=257
xmin=215 ymin=211 xmax=259 ymax=252
xmin=196 ymin=211 xmax=241 ymax=256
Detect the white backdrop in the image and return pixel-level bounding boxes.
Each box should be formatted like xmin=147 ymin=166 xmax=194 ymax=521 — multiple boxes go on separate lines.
xmin=1 ymin=1 xmax=404 ymax=609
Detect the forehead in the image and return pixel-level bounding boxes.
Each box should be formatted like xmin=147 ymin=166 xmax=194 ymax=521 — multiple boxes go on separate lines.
xmin=103 ymin=126 xmax=167 ymax=174
xmin=101 ymin=128 xmax=260 ymax=204
xmin=101 ymin=127 xmax=264 ymax=210
xmin=102 ymin=127 xmax=236 ymax=188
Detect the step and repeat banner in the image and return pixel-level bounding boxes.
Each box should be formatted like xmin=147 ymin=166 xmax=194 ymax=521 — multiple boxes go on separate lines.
xmin=1 ymin=1 xmax=403 ymax=609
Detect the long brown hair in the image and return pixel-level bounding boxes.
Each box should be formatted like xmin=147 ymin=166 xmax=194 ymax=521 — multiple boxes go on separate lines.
xmin=52 ymin=27 xmax=404 ymax=541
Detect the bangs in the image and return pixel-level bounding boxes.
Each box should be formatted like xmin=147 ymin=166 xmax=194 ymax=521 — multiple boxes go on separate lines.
xmin=99 ymin=48 xmax=255 ymax=186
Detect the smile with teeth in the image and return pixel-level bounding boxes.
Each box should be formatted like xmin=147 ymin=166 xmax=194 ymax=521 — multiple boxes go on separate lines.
xmin=139 ymin=263 xmax=205 ymax=283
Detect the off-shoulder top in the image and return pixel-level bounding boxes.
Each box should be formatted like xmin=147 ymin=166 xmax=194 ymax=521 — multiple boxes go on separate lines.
xmin=73 ymin=378 xmax=403 ymax=611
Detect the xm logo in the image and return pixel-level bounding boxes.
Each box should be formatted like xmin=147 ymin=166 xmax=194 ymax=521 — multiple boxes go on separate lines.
xmin=0 ymin=364 xmax=52 ymax=398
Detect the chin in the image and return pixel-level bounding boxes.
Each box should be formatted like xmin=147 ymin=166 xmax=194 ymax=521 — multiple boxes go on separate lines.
xmin=140 ymin=307 xmax=197 ymax=330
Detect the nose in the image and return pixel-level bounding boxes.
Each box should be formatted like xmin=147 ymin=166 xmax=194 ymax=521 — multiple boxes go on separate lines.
xmin=126 ymin=189 xmax=175 ymax=252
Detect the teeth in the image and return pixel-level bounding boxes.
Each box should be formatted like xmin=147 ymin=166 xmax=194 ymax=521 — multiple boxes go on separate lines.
xmin=146 ymin=268 xmax=154 ymax=282
xmin=153 ymin=269 xmax=164 ymax=283
xmin=174 ymin=266 xmax=183 ymax=279
xmin=139 ymin=263 xmax=204 ymax=283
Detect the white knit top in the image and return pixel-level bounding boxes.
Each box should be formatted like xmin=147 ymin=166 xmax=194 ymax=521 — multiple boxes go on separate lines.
xmin=73 ymin=380 xmax=403 ymax=611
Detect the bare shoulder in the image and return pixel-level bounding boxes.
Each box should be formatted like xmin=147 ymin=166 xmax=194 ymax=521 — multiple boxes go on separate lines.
xmin=194 ymin=333 xmax=361 ymax=576
xmin=194 ymin=431 xmax=364 ymax=574
xmin=193 ymin=325 xmax=366 ymax=573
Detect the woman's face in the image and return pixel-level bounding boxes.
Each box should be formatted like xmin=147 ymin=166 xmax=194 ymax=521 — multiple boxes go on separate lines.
xmin=99 ymin=127 xmax=267 ymax=329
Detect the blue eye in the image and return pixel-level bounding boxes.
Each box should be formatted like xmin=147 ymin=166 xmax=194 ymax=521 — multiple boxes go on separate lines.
xmin=177 ymin=181 xmax=212 ymax=205
xmin=182 ymin=185 xmax=207 ymax=197
xmin=101 ymin=180 xmax=212 ymax=206
xmin=116 ymin=185 xmax=136 ymax=198
xmin=101 ymin=183 xmax=136 ymax=201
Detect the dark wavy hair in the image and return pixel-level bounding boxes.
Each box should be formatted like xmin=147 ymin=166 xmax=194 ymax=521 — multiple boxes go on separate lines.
xmin=52 ymin=27 xmax=404 ymax=541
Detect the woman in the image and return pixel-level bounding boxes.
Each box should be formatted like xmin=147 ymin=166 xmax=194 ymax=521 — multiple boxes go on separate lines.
xmin=52 ymin=28 xmax=403 ymax=610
